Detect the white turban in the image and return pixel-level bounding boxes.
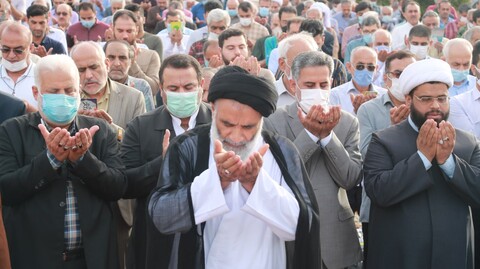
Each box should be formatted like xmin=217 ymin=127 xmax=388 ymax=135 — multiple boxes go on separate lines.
xmin=272 ymin=0 xmax=282 ymax=6
xmin=398 ymin=59 xmax=453 ymax=97
xmin=310 ymin=2 xmax=331 ymax=28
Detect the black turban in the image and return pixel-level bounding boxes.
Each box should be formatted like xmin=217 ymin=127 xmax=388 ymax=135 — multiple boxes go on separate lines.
xmin=207 ymin=66 xmax=278 ymax=117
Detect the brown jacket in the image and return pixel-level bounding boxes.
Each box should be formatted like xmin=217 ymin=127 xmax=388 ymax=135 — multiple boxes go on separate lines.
xmin=0 ymin=197 xmax=11 ymax=269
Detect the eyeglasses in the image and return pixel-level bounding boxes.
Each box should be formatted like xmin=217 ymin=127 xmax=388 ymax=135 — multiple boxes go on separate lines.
xmin=386 ymin=70 xmax=403 ymax=79
xmin=414 ymin=95 xmax=449 ymax=105
xmin=355 ymin=64 xmax=375 ymax=72
xmin=0 ymin=47 xmax=25 ymax=55
xmin=57 ymin=12 xmax=69 ymax=16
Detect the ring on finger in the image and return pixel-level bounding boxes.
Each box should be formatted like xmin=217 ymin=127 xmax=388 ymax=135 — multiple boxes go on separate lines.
xmin=224 ymin=169 xmax=230 ymax=175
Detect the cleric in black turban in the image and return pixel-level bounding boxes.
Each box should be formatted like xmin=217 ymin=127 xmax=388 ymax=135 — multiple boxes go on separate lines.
xmin=207 ymin=66 xmax=279 ymax=117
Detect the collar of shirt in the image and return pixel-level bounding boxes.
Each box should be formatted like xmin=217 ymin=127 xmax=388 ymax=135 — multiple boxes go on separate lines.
xmin=408 ymin=115 xmax=419 ymax=132
xmin=473 ymin=87 xmax=480 ymax=101
xmin=347 ymin=80 xmax=373 ymax=94
xmin=41 ymin=117 xmax=77 ymax=135
xmin=380 ymin=91 xmax=394 ymax=107
xmin=275 ymin=76 xmax=294 ymax=97
xmin=0 ymin=61 xmax=34 ymax=80
xmin=170 ymin=107 xmax=200 ymax=135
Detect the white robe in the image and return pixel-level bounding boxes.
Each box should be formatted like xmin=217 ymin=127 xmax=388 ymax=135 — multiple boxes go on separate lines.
xmin=190 ymin=135 xmax=300 ymax=269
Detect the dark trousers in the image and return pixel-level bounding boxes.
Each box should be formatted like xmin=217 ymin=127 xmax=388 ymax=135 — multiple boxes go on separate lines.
xmin=63 ymin=258 xmax=87 ymax=269
xmin=362 ymin=223 xmax=369 ymax=269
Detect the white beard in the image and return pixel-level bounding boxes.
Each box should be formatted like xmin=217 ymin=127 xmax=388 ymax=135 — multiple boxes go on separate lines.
xmin=210 ymin=116 xmax=263 ymax=161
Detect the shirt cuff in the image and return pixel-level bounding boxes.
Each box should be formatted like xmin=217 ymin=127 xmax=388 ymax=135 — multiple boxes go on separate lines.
xmin=46 ymin=150 xmax=63 ymax=170
xmin=417 ymin=150 xmax=432 ymax=171
xmin=439 ymin=154 xmax=455 ymax=179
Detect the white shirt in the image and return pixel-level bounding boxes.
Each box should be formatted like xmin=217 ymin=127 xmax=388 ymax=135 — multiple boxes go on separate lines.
xmin=274 ymin=76 xmax=295 ymax=108
xmin=268 ymin=48 xmax=279 ymax=75
xmin=158 ymin=33 xmax=190 ymax=59
xmin=186 ymin=26 xmax=208 ymax=52
xmin=47 ymin=27 xmax=68 ymax=53
xmin=170 ymin=108 xmax=199 ymax=136
xmin=391 ymin=22 xmax=418 ymax=50
xmin=190 ymin=133 xmax=300 ymax=269
xmin=0 ymin=62 xmax=36 ymax=108
xmin=449 ymin=87 xmax=480 ymax=138
xmin=330 ymin=80 xmax=387 ymax=115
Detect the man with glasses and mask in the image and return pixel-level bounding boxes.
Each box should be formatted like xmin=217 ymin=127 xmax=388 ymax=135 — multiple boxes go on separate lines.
xmin=331 ymin=46 xmax=387 ymax=115
xmin=264 ymin=50 xmax=363 ymax=269
xmin=356 ymin=50 xmax=416 ymax=267
xmin=0 ymin=23 xmax=37 ymax=113
xmin=364 ymin=58 xmax=480 ymax=269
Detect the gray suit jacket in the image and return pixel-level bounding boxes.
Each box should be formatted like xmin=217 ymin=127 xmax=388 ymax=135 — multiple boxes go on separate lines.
xmin=129 ymin=48 xmax=161 ymax=96
xmin=264 ymin=103 xmax=363 ymax=268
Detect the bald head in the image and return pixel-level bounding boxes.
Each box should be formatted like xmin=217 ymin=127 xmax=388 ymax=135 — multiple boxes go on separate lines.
xmin=372 ymin=29 xmax=392 ymax=47
xmin=1 ymin=22 xmax=32 ymax=45
xmin=351 ymin=46 xmax=377 ymax=63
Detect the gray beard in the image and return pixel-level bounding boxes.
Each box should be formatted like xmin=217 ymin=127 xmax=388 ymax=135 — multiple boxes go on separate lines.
xmin=210 ymin=117 xmax=263 ymax=161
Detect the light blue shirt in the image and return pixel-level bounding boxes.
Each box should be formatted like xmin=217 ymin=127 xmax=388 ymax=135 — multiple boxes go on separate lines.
xmin=448 ymin=75 xmax=476 ymax=97
xmin=449 ymin=87 xmax=480 ymax=138
xmin=330 ymin=80 xmax=388 ymax=115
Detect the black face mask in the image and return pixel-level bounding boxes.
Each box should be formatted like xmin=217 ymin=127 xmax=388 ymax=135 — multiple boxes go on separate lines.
xmin=281 ymin=25 xmax=288 ymax=33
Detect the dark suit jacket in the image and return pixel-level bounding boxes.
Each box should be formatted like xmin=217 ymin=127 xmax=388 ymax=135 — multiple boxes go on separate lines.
xmin=364 ymin=120 xmax=480 ymax=269
xmin=0 ymin=92 xmax=25 ymax=124
xmin=120 ymin=104 xmax=212 ymax=269
xmin=0 ymin=113 xmax=127 ymax=269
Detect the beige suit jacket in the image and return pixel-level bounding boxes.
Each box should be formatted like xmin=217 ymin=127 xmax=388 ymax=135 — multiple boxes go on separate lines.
xmin=129 ymin=47 xmax=161 ymax=96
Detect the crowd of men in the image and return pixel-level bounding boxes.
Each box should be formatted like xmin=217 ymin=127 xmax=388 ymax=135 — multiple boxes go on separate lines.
xmin=1 ymin=0 xmax=480 ymax=268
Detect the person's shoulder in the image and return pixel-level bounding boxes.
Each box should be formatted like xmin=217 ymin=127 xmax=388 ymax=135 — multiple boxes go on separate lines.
xmin=66 ymin=22 xmax=82 ymax=32
xmin=112 ymin=80 xmax=143 ymax=97
xmin=129 ymin=76 xmax=150 ymax=88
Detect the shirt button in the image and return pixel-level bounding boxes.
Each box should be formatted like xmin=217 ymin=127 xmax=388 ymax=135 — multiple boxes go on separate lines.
xmin=59 ymin=202 xmax=66 ymax=207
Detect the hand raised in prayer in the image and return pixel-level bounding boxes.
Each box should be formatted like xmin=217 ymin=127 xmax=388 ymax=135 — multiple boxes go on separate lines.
xmin=78 ymin=109 xmax=113 ymax=124
xmin=214 ymin=140 xmax=243 ymax=190
xmin=162 ymin=129 xmax=170 ymax=158
xmin=436 ymin=121 xmax=455 ymax=164
xmin=350 ymin=92 xmax=377 ymax=114
xmin=104 ymin=28 xmax=114 ymax=42
xmin=169 ymin=29 xmax=183 ymax=45
xmin=67 ymin=126 xmax=99 ymax=162
xmin=208 ymin=55 xmax=224 ymax=68
xmin=238 ymin=144 xmax=269 ymax=193
xmin=32 ymin=45 xmax=53 ymax=58
xmin=390 ymin=104 xmax=409 ymax=125
xmin=298 ymin=105 xmax=341 ymax=139
xmin=417 ymin=119 xmax=438 ymax=162
xmin=39 ymin=124 xmax=71 ymax=163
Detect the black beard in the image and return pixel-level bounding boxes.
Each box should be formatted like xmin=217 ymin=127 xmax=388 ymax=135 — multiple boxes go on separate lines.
xmin=410 ymin=103 xmax=449 ymax=129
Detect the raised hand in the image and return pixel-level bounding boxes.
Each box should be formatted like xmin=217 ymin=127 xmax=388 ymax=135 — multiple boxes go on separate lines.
xmin=68 ymin=125 xmax=99 ymax=162
xmin=162 ymin=129 xmax=170 ymax=158
xmin=390 ymin=104 xmax=410 ymax=125
xmin=298 ymin=105 xmax=341 ymax=139
xmin=416 ymin=119 xmax=438 ymax=162
xmin=213 ymin=139 xmax=242 ymax=190
xmin=436 ymin=120 xmax=455 ymax=164
xmin=39 ymin=124 xmax=71 ymax=163
xmin=238 ymin=144 xmax=269 ymax=193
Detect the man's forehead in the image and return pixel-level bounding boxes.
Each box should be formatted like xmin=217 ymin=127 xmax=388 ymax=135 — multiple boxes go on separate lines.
xmin=224 ymin=35 xmax=246 ymax=45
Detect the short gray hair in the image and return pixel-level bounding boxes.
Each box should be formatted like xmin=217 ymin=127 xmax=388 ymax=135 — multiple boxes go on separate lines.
xmin=372 ymin=29 xmax=392 ymax=44
xmin=291 ymin=51 xmax=334 ymax=81
xmin=34 ymin=54 xmax=79 ymax=91
xmin=278 ymin=32 xmax=318 ymax=59
xmin=207 ymin=8 xmax=231 ymax=26
xmin=443 ymin=38 xmax=473 ymax=59
xmin=361 ymin=15 xmax=380 ymax=28
xmin=463 ymin=26 xmax=480 ymax=45
xmin=422 ymin=10 xmax=439 ymax=20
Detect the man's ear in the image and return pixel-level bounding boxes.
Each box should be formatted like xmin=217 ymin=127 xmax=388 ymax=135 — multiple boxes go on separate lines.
xmin=32 ymin=86 xmax=39 ymax=101
xmin=278 ymin=56 xmax=285 ymax=72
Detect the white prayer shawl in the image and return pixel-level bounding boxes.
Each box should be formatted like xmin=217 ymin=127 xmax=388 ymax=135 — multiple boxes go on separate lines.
xmin=190 ymin=135 xmax=300 ymax=269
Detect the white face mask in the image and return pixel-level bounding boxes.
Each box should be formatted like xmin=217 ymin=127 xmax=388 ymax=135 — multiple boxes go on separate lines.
xmin=1 ymin=58 xmax=28 ymax=72
xmin=208 ymin=32 xmax=219 ymax=41
xmin=409 ymin=44 xmax=428 ymax=60
xmin=388 ymin=77 xmax=404 ymax=102
xmin=297 ymin=88 xmax=330 ymax=114
xmin=239 ymin=17 xmax=252 ymax=27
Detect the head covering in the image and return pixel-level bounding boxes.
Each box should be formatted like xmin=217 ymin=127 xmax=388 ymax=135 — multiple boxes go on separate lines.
xmin=272 ymin=0 xmax=282 ymax=6
xmin=208 ymin=66 xmax=278 ymax=117
xmin=310 ymin=2 xmax=331 ymax=28
xmin=398 ymin=58 xmax=453 ymax=96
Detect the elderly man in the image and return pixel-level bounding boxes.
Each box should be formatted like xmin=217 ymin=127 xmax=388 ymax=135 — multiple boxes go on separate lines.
xmin=422 ymin=11 xmax=449 ymax=59
xmin=344 ymin=15 xmax=381 ymax=64
xmin=219 ymin=28 xmax=275 ymax=83
xmin=391 ymin=1 xmax=421 ymax=50
xmin=112 ymin=10 xmax=161 ymax=95
xmin=275 ymin=32 xmax=318 ymax=107
xmin=101 ymin=0 xmax=125 ymax=25
xmin=148 ymin=65 xmax=320 ymax=269
xmin=443 ymin=38 xmax=476 ymax=96
xmin=463 ymin=26 xmax=480 ymax=46
xmin=364 ymin=58 xmax=480 ymax=269
xmin=26 ymin=5 xmax=66 ymax=56
xmin=0 ymin=54 xmax=126 ymax=268
xmin=230 ymin=1 xmax=269 ymax=49
xmin=372 ymin=29 xmax=392 ymax=87
xmin=356 ymin=50 xmax=416 ymax=267
xmin=188 ymin=8 xmax=229 ymax=66
xmin=53 ymin=3 xmax=73 ymax=32
xmin=121 ymin=54 xmax=212 ymax=269
xmin=265 ymin=50 xmax=363 ymax=269
xmin=104 ymin=40 xmax=155 ymax=112
xmin=185 ymin=0 xmax=223 ymax=51
xmin=330 ymin=46 xmax=387 ymax=115
xmin=0 ymin=23 xmax=37 ymax=112
xmin=70 ymin=41 xmax=145 ymax=269
xmin=66 ymin=2 xmax=110 ymax=48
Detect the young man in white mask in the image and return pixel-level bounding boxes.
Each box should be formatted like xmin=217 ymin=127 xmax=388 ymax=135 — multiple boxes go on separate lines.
xmin=230 ymin=1 xmax=269 ymax=49
xmin=0 ymin=23 xmax=37 ymax=112
xmin=356 ymin=50 xmax=416 ymax=267
xmin=264 ymin=50 xmax=363 ymax=269
xmin=406 ymin=24 xmax=432 ymax=60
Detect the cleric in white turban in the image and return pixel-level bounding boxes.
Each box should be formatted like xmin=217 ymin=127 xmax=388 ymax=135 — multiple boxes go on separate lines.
xmin=363 ymin=56 xmax=480 ymax=269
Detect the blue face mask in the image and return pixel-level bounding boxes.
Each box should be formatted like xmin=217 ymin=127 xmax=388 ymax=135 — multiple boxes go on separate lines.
xmin=259 ymin=7 xmax=269 ymax=17
xmin=363 ymin=33 xmax=373 ymax=44
xmin=204 ymin=59 xmax=209 ymax=67
xmin=382 ymin=15 xmax=392 ymax=23
xmin=228 ymin=9 xmax=237 ymax=17
xmin=375 ymin=45 xmax=391 ymax=53
xmin=353 ymin=69 xmax=374 ymax=87
xmin=451 ymin=68 xmax=469 ymax=82
xmin=41 ymin=93 xmax=79 ymax=125
xmin=80 ymin=19 xmax=95 ymax=29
